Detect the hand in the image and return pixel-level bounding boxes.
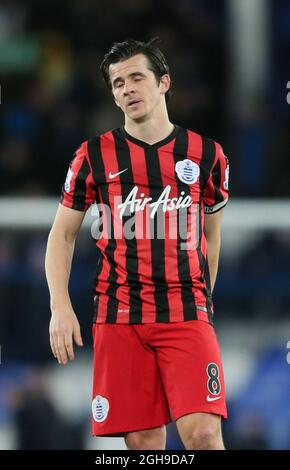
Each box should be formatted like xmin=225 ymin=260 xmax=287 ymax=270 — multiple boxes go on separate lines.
xmin=49 ymin=308 xmax=83 ymax=365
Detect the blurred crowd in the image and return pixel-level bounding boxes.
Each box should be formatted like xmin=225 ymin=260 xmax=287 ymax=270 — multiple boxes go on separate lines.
xmin=0 ymin=0 xmax=289 ymax=198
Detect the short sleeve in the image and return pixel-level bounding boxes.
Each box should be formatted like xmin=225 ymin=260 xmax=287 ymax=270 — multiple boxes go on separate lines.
xmin=60 ymin=141 xmax=96 ymax=211
xmin=203 ymin=142 xmax=229 ymax=214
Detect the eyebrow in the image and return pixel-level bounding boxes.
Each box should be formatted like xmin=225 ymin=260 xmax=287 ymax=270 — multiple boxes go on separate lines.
xmin=112 ymin=72 xmax=146 ymax=88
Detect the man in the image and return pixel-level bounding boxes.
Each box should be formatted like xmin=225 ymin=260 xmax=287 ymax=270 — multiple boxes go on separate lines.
xmin=45 ymin=38 xmax=229 ymax=450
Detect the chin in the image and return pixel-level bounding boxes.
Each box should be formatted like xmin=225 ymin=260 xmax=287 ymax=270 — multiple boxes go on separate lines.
xmin=128 ymin=111 xmax=147 ymax=122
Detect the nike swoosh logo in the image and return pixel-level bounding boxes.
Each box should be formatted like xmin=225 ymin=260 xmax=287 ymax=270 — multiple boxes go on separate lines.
xmin=109 ymin=169 xmax=128 ymax=179
xmin=207 ymin=395 xmax=222 ymax=402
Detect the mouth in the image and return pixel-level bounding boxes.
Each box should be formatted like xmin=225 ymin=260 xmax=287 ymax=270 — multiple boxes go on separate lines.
xmin=127 ymin=100 xmax=142 ymax=107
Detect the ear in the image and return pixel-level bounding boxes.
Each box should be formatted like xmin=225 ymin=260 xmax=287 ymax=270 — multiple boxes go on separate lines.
xmin=160 ymin=74 xmax=170 ymax=95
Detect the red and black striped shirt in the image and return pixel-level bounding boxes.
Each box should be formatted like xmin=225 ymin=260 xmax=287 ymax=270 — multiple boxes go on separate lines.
xmin=60 ymin=125 xmax=229 ymax=324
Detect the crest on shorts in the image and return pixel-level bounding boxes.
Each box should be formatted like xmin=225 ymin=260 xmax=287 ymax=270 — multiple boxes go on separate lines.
xmin=92 ymin=395 xmax=110 ymax=423
xmin=175 ymin=159 xmax=200 ymax=185
xmin=64 ymin=168 xmax=74 ymax=192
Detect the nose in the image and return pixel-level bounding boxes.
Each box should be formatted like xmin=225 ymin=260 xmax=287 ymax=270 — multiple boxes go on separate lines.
xmin=123 ymin=80 xmax=135 ymax=96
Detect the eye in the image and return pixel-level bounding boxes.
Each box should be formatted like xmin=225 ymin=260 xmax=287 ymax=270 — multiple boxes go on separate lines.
xmin=114 ymin=82 xmax=124 ymax=89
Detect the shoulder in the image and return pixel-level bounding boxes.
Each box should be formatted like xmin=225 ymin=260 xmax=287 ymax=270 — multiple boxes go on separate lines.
xmin=85 ymin=128 xmax=123 ymax=153
xmin=87 ymin=128 xmax=121 ymax=144
xmin=185 ymin=127 xmax=223 ymax=152
xmin=178 ymin=126 xmax=224 ymax=165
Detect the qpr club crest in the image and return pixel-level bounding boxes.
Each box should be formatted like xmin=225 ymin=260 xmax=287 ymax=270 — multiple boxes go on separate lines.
xmin=175 ymin=159 xmax=200 ymax=185
xmin=92 ymin=395 xmax=110 ymax=423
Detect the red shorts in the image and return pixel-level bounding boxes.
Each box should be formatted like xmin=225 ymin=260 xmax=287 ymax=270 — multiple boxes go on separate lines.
xmin=92 ymin=320 xmax=227 ymax=437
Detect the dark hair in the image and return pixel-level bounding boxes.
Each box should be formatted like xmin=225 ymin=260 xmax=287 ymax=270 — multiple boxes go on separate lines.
xmin=100 ymin=38 xmax=172 ymax=102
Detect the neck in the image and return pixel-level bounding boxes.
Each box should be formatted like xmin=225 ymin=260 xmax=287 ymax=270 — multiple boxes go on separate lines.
xmin=124 ymin=108 xmax=174 ymax=145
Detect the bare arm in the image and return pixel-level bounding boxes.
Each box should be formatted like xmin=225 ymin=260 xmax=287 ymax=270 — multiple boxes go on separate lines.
xmin=45 ymin=204 xmax=86 ymax=365
xmin=204 ymin=209 xmax=224 ymax=292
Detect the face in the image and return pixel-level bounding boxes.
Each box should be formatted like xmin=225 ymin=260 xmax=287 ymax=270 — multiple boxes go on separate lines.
xmin=109 ymin=53 xmax=170 ymax=122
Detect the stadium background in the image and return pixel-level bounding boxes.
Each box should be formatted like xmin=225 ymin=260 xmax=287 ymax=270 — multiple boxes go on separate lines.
xmin=0 ymin=0 xmax=290 ymax=450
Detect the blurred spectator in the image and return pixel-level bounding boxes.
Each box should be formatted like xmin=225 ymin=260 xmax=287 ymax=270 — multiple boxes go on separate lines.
xmin=224 ymin=412 xmax=269 ymax=450
xmin=9 ymin=368 xmax=85 ymax=449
